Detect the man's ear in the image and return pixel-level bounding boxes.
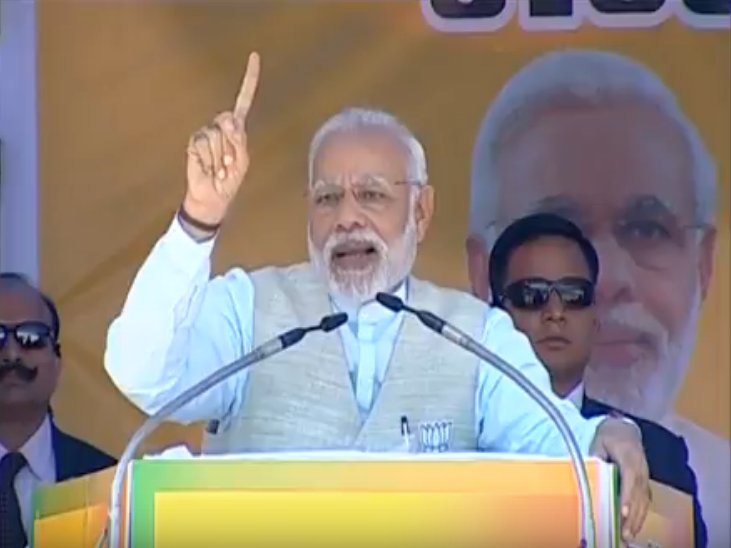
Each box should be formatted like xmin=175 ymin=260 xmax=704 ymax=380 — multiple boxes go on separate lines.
xmin=466 ymin=234 xmax=490 ymax=302
xmin=698 ymin=226 xmax=716 ymax=300
xmin=414 ymin=185 xmax=435 ymax=243
xmin=49 ymin=353 xmax=63 ymax=395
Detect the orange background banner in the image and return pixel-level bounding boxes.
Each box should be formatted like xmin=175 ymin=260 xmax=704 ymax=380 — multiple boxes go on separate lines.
xmin=34 ymin=0 xmax=728 ymax=534
xmin=37 ymin=0 xmax=729 ymax=452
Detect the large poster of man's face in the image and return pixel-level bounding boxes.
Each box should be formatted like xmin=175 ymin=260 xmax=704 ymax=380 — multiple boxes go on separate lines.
xmin=466 ymin=49 xmax=727 ymax=543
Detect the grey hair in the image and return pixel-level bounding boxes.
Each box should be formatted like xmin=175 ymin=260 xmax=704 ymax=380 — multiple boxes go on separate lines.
xmin=308 ymin=107 xmax=428 ymax=186
xmin=469 ymin=49 xmax=717 ymax=245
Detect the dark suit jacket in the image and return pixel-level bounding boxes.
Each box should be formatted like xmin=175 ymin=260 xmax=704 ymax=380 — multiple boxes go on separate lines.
xmin=582 ymin=396 xmax=707 ymax=548
xmin=50 ymin=422 xmax=116 ymax=482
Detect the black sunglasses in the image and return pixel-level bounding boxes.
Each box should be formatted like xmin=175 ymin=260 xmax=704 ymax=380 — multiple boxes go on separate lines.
xmin=500 ymin=277 xmax=595 ymax=311
xmin=0 ymin=322 xmax=56 ymax=351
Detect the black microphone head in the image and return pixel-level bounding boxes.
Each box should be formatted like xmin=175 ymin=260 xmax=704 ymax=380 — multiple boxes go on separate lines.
xmin=320 ymin=312 xmax=348 ymax=332
xmin=376 ymin=292 xmax=404 ymax=312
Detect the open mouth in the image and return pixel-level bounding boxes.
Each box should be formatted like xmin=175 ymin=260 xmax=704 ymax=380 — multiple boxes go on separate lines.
xmin=331 ymin=242 xmax=379 ymax=269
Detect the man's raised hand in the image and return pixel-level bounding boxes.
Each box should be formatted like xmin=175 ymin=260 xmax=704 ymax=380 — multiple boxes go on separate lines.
xmin=183 ymin=52 xmax=261 ymax=228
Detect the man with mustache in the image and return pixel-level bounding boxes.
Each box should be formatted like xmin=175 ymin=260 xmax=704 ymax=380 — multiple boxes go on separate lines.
xmin=465 ymin=49 xmax=729 ymax=545
xmin=487 ymin=213 xmax=707 ymax=546
xmin=0 ymin=273 xmax=115 ymax=548
xmin=105 ymin=52 xmax=651 ymax=542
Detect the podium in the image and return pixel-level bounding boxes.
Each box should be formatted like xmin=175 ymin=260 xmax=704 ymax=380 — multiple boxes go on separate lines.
xmin=31 ymin=452 xmax=693 ymax=547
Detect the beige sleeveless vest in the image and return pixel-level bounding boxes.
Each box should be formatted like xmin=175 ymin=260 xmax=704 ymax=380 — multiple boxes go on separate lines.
xmin=202 ymin=262 xmax=485 ymax=453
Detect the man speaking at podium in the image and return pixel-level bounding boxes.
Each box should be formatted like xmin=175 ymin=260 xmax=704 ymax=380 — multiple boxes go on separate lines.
xmin=104 ymin=53 xmax=650 ymax=541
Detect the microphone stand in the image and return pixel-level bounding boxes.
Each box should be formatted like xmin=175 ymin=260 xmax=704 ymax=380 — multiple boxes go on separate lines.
xmin=98 ymin=313 xmax=347 ymax=548
xmin=376 ymin=293 xmax=597 ymax=548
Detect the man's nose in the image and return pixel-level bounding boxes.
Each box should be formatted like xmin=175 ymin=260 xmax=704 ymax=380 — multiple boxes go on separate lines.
xmin=333 ymin=191 xmax=368 ymax=232
xmin=592 ymin=233 xmax=636 ymax=305
xmin=0 ymin=336 xmax=20 ymax=363
xmin=541 ymin=291 xmax=566 ymax=323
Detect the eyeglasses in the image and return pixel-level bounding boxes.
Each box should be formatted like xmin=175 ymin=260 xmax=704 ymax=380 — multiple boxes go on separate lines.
xmin=592 ymin=218 xmax=708 ymax=270
xmin=0 ymin=322 xmax=56 ymax=351
xmin=487 ymin=197 xmax=711 ymax=271
xmin=308 ymin=175 xmax=421 ymax=213
xmin=499 ymin=277 xmax=595 ymax=311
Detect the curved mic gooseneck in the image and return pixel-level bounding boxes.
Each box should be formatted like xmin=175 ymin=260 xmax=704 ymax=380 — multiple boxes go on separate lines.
xmin=375 ymin=292 xmax=597 ymax=548
xmin=100 ymin=312 xmax=348 ymax=548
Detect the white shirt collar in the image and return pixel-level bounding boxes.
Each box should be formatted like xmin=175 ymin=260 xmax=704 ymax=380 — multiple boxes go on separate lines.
xmin=0 ymin=415 xmax=56 ymax=482
xmin=566 ymin=382 xmax=584 ymax=410
xmin=331 ymin=279 xmax=408 ymax=327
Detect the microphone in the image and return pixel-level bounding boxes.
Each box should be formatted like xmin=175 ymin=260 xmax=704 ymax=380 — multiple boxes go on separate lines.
xmin=100 ymin=312 xmax=348 ymax=548
xmin=376 ymin=292 xmax=597 ymax=548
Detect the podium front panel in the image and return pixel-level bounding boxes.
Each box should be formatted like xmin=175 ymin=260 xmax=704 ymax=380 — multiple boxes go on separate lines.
xmin=32 ymin=467 xmax=116 ymax=548
xmin=128 ymin=458 xmax=616 ymax=547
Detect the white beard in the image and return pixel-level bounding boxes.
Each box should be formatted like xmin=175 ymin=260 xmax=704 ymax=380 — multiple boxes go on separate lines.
xmin=308 ymin=210 xmax=418 ymax=306
xmin=584 ymin=284 xmax=701 ymax=421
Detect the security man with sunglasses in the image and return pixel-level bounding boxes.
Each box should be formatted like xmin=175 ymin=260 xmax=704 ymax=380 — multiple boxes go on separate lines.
xmin=0 ymin=273 xmax=115 ymax=548
xmin=488 ymin=213 xmax=707 ymax=548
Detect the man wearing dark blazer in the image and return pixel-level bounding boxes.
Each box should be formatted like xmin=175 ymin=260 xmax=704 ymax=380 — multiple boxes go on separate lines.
xmin=486 ymin=214 xmax=707 ymax=548
xmin=48 ymin=408 xmax=116 ymax=482
xmin=0 ymin=273 xmax=116 ymax=548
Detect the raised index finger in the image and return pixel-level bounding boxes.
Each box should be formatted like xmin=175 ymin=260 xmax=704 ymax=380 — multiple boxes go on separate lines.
xmin=233 ymin=52 xmax=261 ymax=123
